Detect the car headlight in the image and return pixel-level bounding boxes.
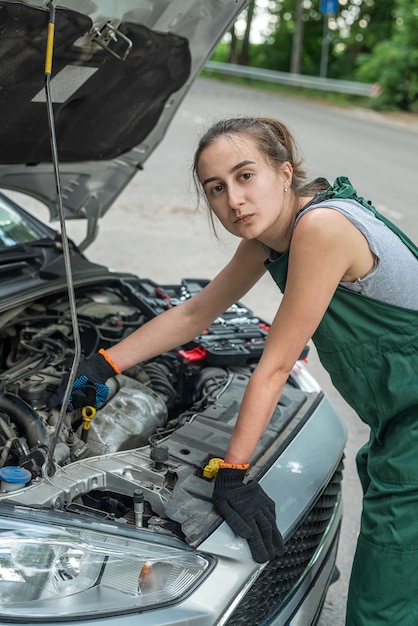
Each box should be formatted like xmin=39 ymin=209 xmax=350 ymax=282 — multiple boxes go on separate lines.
xmin=0 ymin=516 xmax=211 ymax=621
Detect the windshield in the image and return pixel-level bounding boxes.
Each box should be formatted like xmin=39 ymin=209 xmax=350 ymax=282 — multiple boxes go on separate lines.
xmin=0 ymin=196 xmax=40 ymax=249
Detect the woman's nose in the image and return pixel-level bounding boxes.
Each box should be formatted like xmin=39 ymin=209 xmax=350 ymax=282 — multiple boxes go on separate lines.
xmin=227 ymin=185 xmax=244 ymax=209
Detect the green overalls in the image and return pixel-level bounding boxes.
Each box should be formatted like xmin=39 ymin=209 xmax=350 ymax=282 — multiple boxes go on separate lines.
xmin=265 ymin=177 xmax=418 ymax=625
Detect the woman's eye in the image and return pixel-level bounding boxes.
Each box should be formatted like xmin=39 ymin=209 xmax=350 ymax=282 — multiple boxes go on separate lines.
xmin=211 ymin=184 xmax=224 ymax=195
xmin=240 ymin=172 xmax=252 ymax=181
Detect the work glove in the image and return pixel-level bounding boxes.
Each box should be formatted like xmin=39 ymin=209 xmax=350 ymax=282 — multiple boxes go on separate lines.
xmin=50 ymin=348 xmax=121 ymax=409
xmin=213 ymin=466 xmax=285 ymax=563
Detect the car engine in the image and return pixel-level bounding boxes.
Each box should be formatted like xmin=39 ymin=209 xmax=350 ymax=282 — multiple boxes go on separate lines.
xmin=0 ymin=276 xmax=315 ymax=545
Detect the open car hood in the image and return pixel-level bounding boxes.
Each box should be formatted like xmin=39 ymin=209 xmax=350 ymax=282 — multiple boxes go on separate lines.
xmin=0 ymin=0 xmax=250 ymax=246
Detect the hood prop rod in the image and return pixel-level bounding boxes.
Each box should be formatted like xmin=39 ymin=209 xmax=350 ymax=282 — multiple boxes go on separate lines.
xmin=43 ymin=1 xmax=82 ymax=478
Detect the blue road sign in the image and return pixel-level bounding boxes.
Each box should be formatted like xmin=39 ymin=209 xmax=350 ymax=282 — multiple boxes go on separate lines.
xmin=320 ymin=0 xmax=338 ymax=13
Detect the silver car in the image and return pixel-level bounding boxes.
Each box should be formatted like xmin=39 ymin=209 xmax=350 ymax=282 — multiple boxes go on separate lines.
xmin=0 ymin=1 xmax=346 ymax=625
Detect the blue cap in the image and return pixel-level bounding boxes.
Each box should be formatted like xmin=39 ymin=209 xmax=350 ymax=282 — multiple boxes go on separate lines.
xmin=0 ymin=466 xmax=31 ymax=484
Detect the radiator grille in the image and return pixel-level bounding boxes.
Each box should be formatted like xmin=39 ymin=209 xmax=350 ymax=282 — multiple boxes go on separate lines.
xmin=225 ymin=459 xmax=344 ymax=626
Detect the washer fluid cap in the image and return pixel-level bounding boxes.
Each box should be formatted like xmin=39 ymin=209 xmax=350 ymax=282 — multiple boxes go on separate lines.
xmin=0 ymin=466 xmax=31 ymax=484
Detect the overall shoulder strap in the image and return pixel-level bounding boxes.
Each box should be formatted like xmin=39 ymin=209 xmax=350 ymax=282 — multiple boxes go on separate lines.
xmin=312 ymin=176 xmax=418 ymax=258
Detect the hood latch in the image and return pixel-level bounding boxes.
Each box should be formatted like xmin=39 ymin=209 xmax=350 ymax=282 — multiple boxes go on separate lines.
xmin=91 ymin=21 xmax=133 ymax=61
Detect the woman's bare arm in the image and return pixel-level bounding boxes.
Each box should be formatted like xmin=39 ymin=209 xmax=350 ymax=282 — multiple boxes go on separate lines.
xmin=107 ymin=238 xmax=268 ymax=371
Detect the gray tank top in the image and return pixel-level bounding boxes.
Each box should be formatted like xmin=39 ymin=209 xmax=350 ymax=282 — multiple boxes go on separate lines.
xmin=294 ymin=198 xmax=418 ymax=310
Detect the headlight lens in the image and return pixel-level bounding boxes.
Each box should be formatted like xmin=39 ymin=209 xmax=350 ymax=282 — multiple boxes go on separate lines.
xmin=0 ymin=518 xmax=210 ymax=621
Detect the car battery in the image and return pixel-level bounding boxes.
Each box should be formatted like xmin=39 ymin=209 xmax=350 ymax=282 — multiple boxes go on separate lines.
xmin=121 ymin=277 xmax=183 ymax=317
xmin=123 ymin=277 xmax=270 ymax=366
xmin=122 ymin=277 xmax=212 ymax=318
xmin=177 ymin=279 xmax=270 ymax=366
xmin=192 ymin=317 xmax=269 ymax=366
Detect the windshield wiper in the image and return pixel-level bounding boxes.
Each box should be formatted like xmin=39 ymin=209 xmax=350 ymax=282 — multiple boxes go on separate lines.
xmin=0 ymin=239 xmax=63 ymax=264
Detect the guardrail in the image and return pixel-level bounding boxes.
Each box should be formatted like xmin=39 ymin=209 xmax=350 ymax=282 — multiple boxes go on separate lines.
xmin=204 ymin=61 xmax=373 ymax=97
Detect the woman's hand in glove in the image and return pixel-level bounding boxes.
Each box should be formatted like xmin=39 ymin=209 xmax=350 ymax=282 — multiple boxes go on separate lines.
xmin=50 ymin=348 xmax=121 ymax=409
xmin=212 ymin=465 xmax=285 ymax=563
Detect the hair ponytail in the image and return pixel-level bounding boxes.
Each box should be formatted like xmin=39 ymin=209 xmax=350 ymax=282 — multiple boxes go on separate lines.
xmin=256 ymin=117 xmax=305 ymax=184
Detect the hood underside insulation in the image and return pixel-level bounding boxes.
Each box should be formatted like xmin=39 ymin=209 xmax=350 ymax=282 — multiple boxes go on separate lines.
xmin=0 ymin=1 xmax=191 ymax=163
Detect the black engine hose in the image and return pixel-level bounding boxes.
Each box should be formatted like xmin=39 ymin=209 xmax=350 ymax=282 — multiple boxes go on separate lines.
xmin=143 ymin=363 xmax=177 ymax=407
xmin=0 ymin=393 xmax=50 ymax=450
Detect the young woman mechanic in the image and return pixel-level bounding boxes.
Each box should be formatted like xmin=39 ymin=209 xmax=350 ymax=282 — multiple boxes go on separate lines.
xmin=63 ymin=117 xmax=418 ymax=625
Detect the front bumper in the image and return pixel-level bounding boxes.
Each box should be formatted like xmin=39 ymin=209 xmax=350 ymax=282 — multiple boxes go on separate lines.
xmin=0 ymin=395 xmax=345 ymax=626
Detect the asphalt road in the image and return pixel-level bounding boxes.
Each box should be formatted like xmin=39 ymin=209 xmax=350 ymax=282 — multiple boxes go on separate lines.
xmin=65 ymin=77 xmax=418 ymax=625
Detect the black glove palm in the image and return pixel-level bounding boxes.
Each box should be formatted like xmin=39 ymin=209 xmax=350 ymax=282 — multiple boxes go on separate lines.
xmin=50 ymin=349 xmax=120 ymax=409
xmin=213 ymin=467 xmax=284 ymax=563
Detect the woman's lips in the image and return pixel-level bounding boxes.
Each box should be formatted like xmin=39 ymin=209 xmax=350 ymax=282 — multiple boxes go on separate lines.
xmin=235 ymin=214 xmax=254 ymax=224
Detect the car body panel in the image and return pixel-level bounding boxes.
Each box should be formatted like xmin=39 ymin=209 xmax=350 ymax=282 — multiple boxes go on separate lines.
xmin=0 ymin=394 xmax=345 ymax=626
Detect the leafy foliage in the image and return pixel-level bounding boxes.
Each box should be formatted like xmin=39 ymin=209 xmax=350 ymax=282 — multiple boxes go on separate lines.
xmin=356 ymin=0 xmax=418 ymax=110
xmin=216 ymin=0 xmax=418 ymax=111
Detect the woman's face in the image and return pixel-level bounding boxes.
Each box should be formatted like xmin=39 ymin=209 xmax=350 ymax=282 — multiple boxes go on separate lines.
xmin=197 ymin=134 xmax=293 ymax=242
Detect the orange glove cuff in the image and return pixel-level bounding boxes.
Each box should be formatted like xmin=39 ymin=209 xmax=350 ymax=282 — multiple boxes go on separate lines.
xmin=98 ymin=348 xmax=122 ymax=375
xmin=218 ymin=461 xmax=250 ymax=471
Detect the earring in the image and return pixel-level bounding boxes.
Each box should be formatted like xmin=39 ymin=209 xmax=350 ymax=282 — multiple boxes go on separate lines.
xmin=284 ymin=187 xmax=289 ymax=192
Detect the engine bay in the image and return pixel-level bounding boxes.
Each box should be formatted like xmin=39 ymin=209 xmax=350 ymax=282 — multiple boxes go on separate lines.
xmin=0 ymin=276 xmax=315 ymax=545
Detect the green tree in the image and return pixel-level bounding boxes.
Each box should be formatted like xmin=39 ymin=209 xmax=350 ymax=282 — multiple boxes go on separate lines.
xmin=250 ymin=0 xmax=323 ymax=74
xmin=223 ymin=0 xmax=256 ymax=65
xmin=356 ymin=0 xmax=418 ymax=110
xmin=213 ymin=0 xmax=417 ymax=112
xmin=329 ymin=0 xmax=396 ymax=80
xmin=250 ymin=0 xmax=398 ymax=80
